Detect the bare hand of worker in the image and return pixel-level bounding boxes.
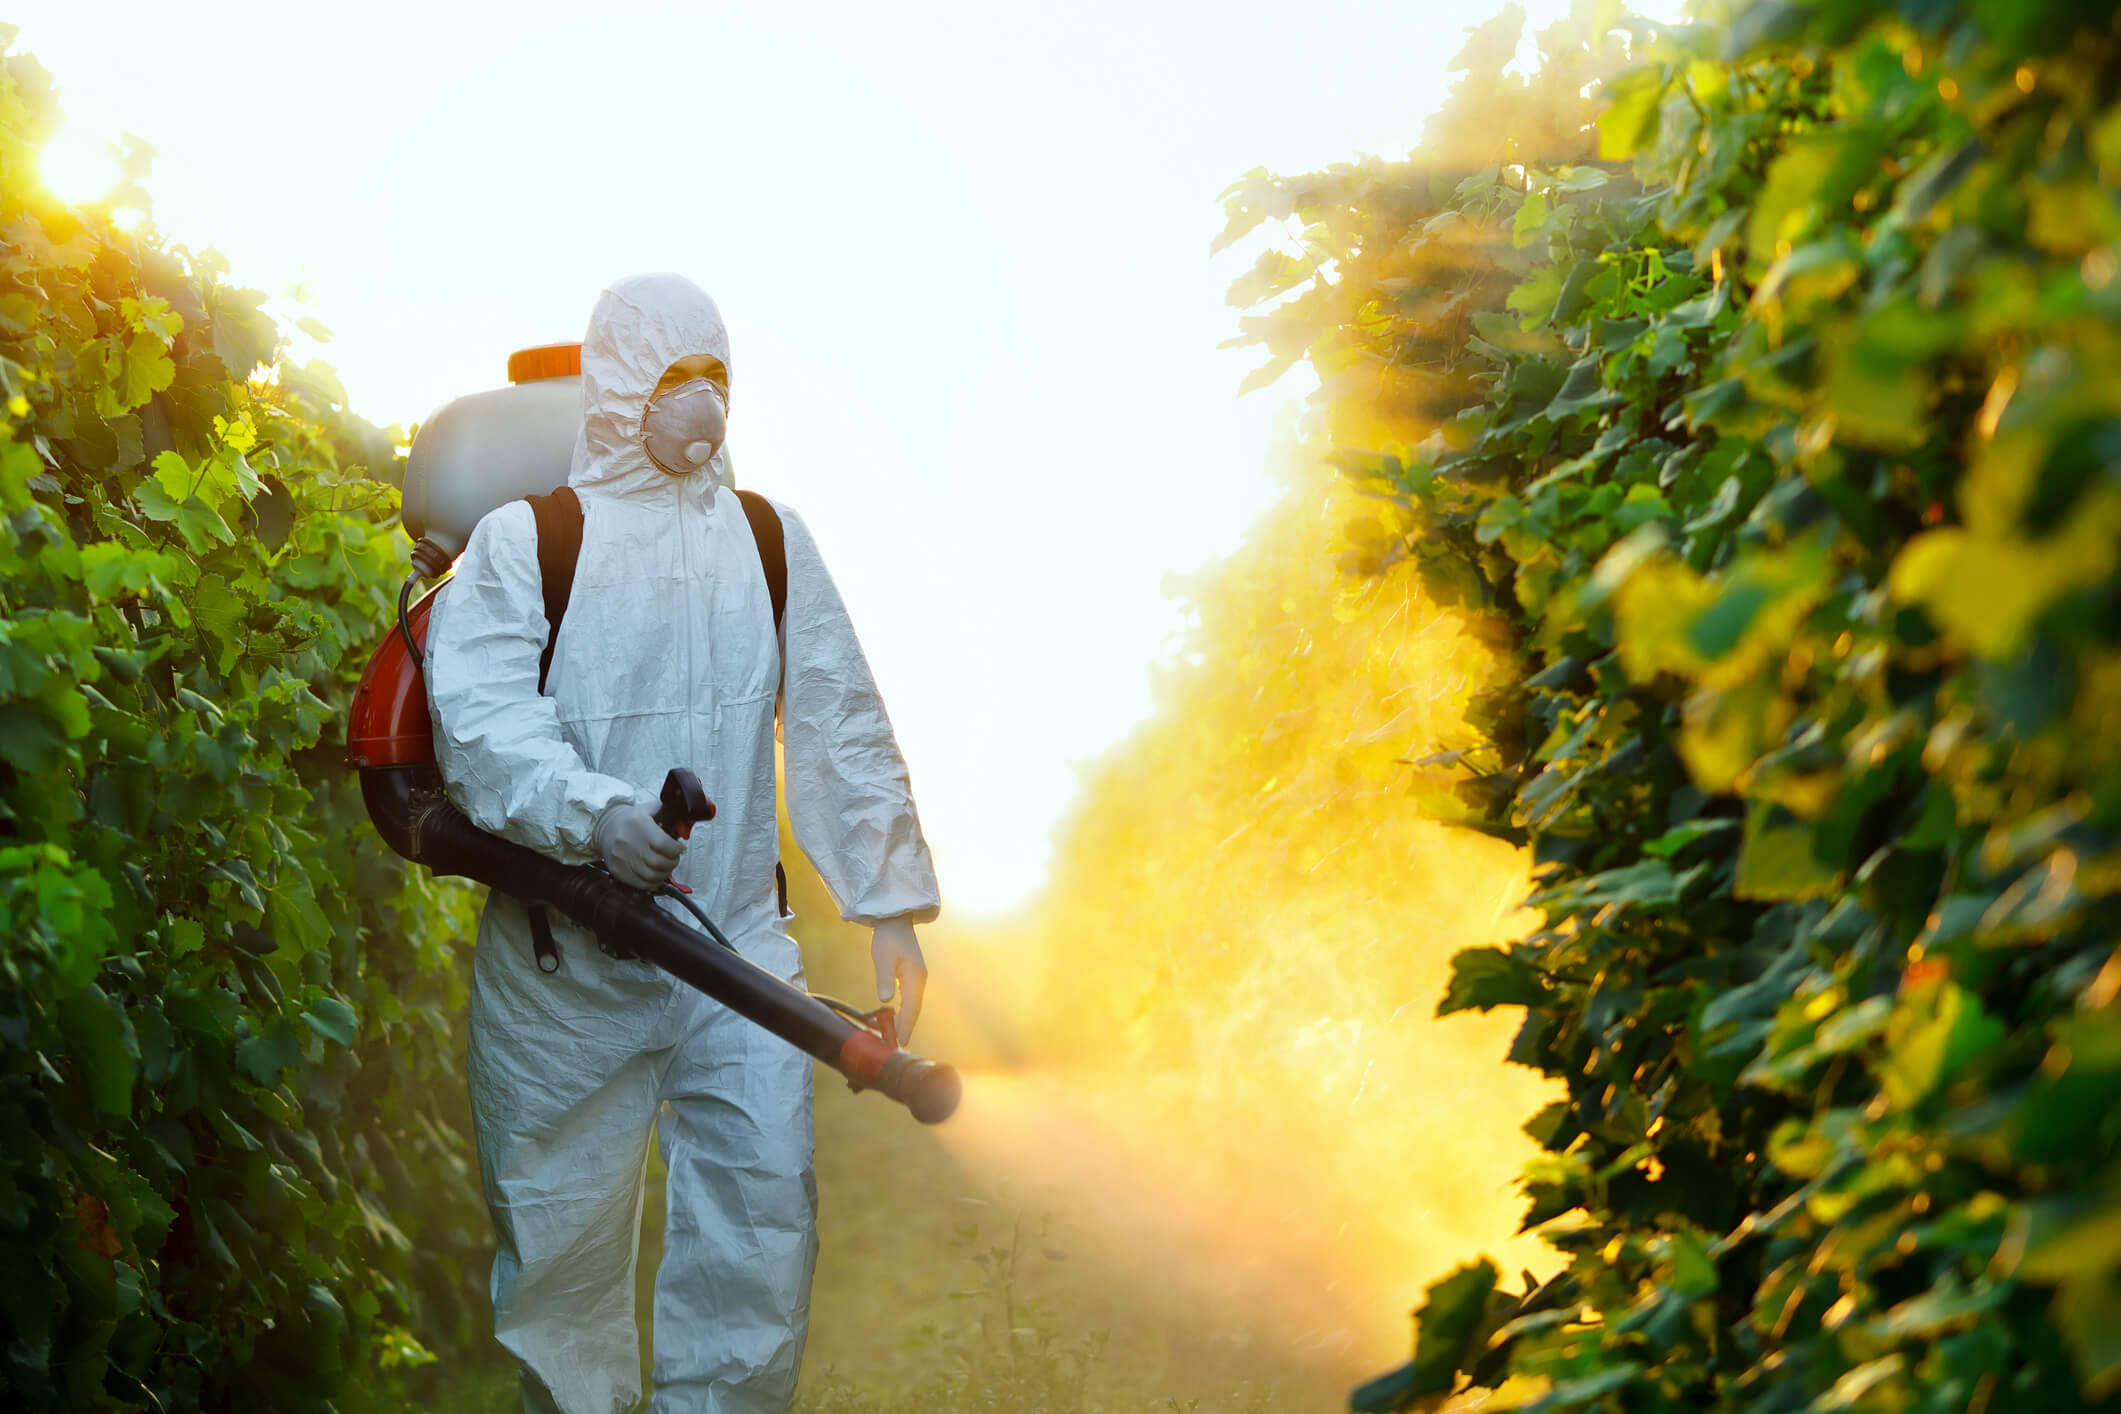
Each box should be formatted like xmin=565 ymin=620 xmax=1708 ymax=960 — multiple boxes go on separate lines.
xmin=871 ymin=917 xmax=927 ymax=1042
xmin=594 ymin=802 xmax=684 ymax=889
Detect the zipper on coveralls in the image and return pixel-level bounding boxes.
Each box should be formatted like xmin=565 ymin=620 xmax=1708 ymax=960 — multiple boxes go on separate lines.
xmin=678 ymin=487 xmax=699 ymax=803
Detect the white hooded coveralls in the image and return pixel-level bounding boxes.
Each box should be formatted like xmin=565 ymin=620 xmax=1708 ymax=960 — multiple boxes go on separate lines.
xmin=424 ymin=274 xmax=941 ymax=1414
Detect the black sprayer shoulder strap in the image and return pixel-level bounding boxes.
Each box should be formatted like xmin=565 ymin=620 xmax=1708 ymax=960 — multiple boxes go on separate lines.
xmin=734 ymin=489 xmax=788 ymax=634
xmin=526 ymin=486 xmax=583 ymax=695
xmin=729 ymin=489 xmax=790 ymax=919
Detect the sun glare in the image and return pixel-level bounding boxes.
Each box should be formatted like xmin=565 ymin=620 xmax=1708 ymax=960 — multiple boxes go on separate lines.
xmin=36 ymin=120 xmax=119 ymax=204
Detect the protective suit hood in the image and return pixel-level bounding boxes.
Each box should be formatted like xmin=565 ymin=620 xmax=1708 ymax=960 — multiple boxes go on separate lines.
xmin=572 ymin=272 xmax=731 ymax=501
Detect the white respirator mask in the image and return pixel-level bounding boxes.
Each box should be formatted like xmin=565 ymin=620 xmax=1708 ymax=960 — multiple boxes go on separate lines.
xmin=642 ymin=377 xmax=728 ymax=477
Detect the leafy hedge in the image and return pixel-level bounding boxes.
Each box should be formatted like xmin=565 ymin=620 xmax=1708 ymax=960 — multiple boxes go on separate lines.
xmin=1227 ymin=1 xmax=2121 ymax=1410
xmin=0 ymin=35 xmax=490 ymax=1410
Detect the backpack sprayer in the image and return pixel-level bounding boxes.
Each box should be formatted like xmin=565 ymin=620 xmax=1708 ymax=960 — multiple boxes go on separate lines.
xmin=343 ymin=344 xmax=960 ymax=1125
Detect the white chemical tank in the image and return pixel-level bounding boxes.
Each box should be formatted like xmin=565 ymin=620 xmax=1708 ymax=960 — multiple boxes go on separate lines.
xmin=399 ymin=343 xmax=736 ymax=570
xmin=401 ymin=343 xmax=583 ymax=562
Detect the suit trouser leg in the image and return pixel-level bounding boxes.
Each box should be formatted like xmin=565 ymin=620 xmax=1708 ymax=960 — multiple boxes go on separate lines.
xmin=468 ymin=904 xmax=673 ymax=1414
xmin=648 ymin=985 xmax=819 ymax=1414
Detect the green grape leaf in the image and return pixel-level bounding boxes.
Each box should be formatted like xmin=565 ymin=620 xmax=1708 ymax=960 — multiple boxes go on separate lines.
xmin=300 ymin=997 xmax=358 ymax=1048
xmin=56 ymin=986 xmax=138 ymax=1119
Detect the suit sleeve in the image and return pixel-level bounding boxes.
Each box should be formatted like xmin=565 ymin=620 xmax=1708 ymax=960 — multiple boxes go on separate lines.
xmin=774 ymin=501 xmax=943 ymax=926
xmin=424 ymin=501 xmax=646 ymax=865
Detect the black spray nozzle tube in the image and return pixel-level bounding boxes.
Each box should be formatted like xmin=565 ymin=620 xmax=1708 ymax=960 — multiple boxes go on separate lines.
xmin=362 ymin=767 xmax=960 ymax=1124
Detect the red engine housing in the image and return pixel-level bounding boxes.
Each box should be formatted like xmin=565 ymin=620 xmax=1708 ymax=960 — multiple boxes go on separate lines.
xmin=344 ymin=582 xmax=445 ymax=769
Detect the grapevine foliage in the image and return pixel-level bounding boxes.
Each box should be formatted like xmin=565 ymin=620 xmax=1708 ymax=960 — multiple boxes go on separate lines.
xmin=0 ymin=33 xmax=491 ymax=1411
xmin=1227 ymin=1 xmax=2121 ymax=1410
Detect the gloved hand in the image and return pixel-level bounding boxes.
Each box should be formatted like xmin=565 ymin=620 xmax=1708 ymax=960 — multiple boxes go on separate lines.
xmin=593 ymin=801 xmax=684 ymax=890
xmin=871 ymin=917 xmax=928 ymax=1043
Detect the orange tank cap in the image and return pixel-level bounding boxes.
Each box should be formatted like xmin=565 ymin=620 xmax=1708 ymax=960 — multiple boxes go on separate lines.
xmin=507 ymin=343 xmax=583 ymax=383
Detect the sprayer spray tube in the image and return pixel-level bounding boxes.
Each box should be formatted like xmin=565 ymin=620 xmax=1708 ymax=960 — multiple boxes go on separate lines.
xmin=362 ymin=766 xmax=961 ymax=1124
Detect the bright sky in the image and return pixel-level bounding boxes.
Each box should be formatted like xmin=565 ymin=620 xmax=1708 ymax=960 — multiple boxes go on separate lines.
xmin=26 ymin=0 xmax=1640 ymax=916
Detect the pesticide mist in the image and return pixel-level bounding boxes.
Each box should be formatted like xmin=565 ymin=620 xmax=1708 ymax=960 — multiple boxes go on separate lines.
xmin=792 ymin=436 xmax=1553 ymax=1410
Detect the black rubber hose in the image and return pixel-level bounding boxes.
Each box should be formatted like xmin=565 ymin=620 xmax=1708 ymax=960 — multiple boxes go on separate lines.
xmin=397 ymin=572 xmax=424 ymax=672
xmin=657 ymin=883 xmax=740 ymax=954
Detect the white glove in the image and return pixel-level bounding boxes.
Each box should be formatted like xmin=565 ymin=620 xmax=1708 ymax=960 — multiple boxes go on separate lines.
xmin=593 ymin=802 xmax=684 ymax=890
xmin=871 ymin=917 xmax=928 ymax=1043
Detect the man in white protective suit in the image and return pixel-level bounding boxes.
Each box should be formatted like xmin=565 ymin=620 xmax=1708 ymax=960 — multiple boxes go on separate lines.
xmin=423 ymin=272 xmax=942 ymax=1414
